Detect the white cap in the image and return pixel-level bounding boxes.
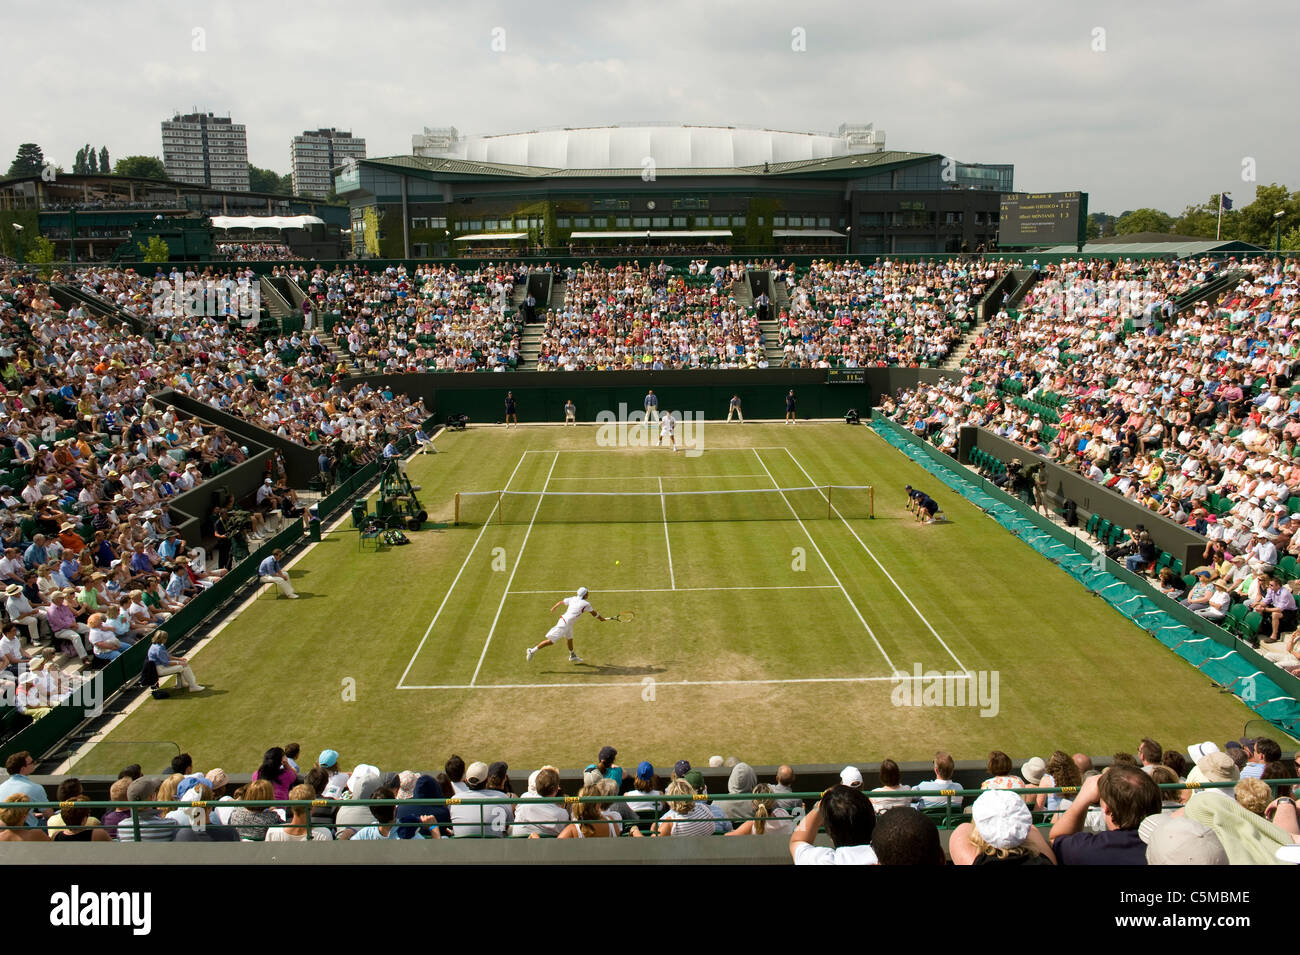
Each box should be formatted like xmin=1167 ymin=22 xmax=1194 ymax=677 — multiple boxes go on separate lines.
xmin=840 ymin=766 xmax=863 ymax=788
xmin=577 ymin=587 xmax=588 ymax=598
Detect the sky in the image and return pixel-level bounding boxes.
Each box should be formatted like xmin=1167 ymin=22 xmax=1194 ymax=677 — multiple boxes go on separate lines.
xmin=2 ymin=0 xmax=1295 ymax=215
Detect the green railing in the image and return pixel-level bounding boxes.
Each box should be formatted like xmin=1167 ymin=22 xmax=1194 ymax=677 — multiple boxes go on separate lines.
xmin=5 ymin=779 xmax=1294 ymax=840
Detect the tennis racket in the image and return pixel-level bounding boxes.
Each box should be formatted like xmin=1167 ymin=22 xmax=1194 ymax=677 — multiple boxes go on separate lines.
xmin=608 ymin=611 xmax=636 ymax=623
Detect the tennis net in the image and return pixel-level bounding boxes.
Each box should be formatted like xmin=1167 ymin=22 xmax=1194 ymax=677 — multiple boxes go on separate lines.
xmin=453 ymin=485 xmax=873 ymax=525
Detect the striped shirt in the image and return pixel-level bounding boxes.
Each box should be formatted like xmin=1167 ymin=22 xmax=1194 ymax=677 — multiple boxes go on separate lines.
xmin=661 ymin=802 xmax=716 ymax=837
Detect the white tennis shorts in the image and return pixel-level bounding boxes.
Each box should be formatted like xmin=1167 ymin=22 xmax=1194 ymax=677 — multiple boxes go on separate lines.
xmin=545 ymin=619 xmax=573 ymax=642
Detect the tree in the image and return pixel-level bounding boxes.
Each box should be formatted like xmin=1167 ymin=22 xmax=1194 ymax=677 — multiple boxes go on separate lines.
xmin=99 ymin=146 xmax=110 ymax=173
xmin=1281 ymin=225 xmax=1300 ymax=252
xmin=26 ymin=234 xmax=56 ymax=267
xmin=138 ymin=236 xmax=170 ymax=263
xmin=86 ymin=146 xmax=97 ymax=174
xmin=1172 ymin=196 xmax=1230 ymax=239
xmin=362 ymin=207 xmax=381 ymax=256
xmin=1115 ymin=208 xmax=1174 ymax=235
xmin=112 ymin=155 xmax=168 ymax=180
xmin=1232 ymin=184 xmax=1299 ymax=248
xmin=73 ymin=147 xmax=86 ymax=175
xmin=248 ymin=165 xmax=291 ymax=195
xmin=7 ymin=143 xmax=45 ymax=178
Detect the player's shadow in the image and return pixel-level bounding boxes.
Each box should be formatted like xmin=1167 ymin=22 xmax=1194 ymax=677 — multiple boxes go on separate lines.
xmin=561 ymin=663 xmax=668 ymax=677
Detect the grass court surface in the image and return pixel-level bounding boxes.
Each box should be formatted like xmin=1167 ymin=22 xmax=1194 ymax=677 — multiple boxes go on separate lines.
xmin=73 ymin=422 xmax=1265 ymax=774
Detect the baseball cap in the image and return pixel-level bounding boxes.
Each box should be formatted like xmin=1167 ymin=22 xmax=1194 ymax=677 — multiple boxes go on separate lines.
xmin=840 ymin=766 xmax=864 ymax=788
xmin=465 ymin=761 xmax=490 ymax=786
xmin=673 ymin=759 xmax=691 ymax=778
xmin=577 ymin=586 xmax=588 ymax=598
xmin=598 ymin=745 xmax=617 ymax=763
xmin=636 ymin=760 xmax=654 ymax=779
xmin=683 ymin=770 xmax=705 ymax=792
xmin=318 ymin=749 xmax=339 ymax=768
xmin=971 ymin=789 xmax=1033 ymax=849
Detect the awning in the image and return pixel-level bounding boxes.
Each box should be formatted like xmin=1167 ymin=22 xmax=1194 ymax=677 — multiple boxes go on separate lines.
xmin=568 ymin=230 xmax=733 ymax=239
xmin=773 ymin=228 xmax=845 ymax=238
xmin=453 ymin=232 xmax=528 ymax=242
xmin=210 ymin=215 xmax=324 ymax=230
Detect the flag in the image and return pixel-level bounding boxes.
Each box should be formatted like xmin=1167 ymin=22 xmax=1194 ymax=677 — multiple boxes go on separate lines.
xmin=1220 ymin=194 xmax=1233 ymax=211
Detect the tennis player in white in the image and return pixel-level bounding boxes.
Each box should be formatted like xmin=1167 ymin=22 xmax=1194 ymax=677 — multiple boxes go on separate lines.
xmin=526 ymin=586 xmax=607 ymax=663
xmin=660 ymin=411 xmax=678 ymax=452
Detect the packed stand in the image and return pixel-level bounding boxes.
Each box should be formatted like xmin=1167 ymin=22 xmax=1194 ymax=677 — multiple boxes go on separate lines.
xmin=537 ymin=261 xmax=767 ymax=370
xmin=298 ymin=263 xmax=521 ymax=372
xmin=884 ymin=255 xmax=1300 ymax=653
xmin=779 ymin=258 xmax=1006 ymax=368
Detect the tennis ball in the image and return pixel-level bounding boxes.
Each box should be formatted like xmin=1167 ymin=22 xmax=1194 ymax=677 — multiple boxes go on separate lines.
xmin=615 ymin=560 xmax=621 ymax=566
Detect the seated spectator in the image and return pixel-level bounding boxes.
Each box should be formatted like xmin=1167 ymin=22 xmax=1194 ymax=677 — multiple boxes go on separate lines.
xmin=557 ymin=784 xmax=618 ymax=839
xmin=343 ymin=786 xmax=400 ymax=840
xmin=115 ymin=777 xmax=179 ymax=842
xmin=0 ymin=795 xmax=48 ymax=842
xmin=726 ymin=784 xmax=794 ymax=836
xmin=50 ymin=795 xmax=111 ymax=843
xmin=980 ymin=751 xmax=1026 ymax=792
xmin=448 ymin=760 xmax=512 ymax=837
xmin=789 ymin=784 xmax=877 ymax=865
xmin=173 ymin=784 xmax=238 ymax=842
xmin=1049 ymin=765 xmax=1161 ymax=864
xmin=228 ymin=779 xmax=282 ymax=841
xmin=1034 ymin=750 xmax=1082 ymax=817
xmin=913 ymin=751 xmax=962 ymax=811
xmin=949 ymin=790 xmax=1056 ymax=865
xmin=870 ymin=759 xmax=913 ymax=814
xmin=871 ymin=807 xmax=945 ymax=865
xmin=656 ymin=778 xmax=717 ymax=837
xmin=393 ymin=775 xmax=446 ymax=840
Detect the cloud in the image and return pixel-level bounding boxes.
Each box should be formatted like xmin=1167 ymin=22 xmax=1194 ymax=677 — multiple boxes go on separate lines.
xmin=1 ymin=0 xmax=1295 ymax=213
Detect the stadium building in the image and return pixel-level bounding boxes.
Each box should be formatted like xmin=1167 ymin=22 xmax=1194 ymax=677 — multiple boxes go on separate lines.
xmin=335 ymin=123 xmax=1013 ymax=258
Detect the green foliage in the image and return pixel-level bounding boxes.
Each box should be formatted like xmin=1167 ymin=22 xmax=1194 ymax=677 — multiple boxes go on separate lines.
xmin=362 ymin=206 xmax=381 ymax=256
xmin=7 ymin=143 xmax=45 ymax=177
xmin=99 ymin=146 xmax=110 ymax=173
xmin=138 ymin=236 xmax=170 ymax=263
xmin=249 ymin=166 xmax=292 ymax=195
xmin=85 ymin=144 xmax=97 ymax=174
xmin=1115 ymin=208 xmax=1174 ymax=235
xmin=112 ymin=155 xmax=168 ymax=180
xmin=25 ymin=234 xmax=55 ymax=264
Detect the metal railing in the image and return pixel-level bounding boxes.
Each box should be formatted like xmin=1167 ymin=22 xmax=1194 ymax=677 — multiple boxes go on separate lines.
xmin=3 ymin=779 xmax=1294 ymax=841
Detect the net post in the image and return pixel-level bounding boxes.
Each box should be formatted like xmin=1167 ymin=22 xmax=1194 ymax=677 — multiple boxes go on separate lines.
xmin=454 ymin=492 xmax=460 ymax=526
xmin=870 ymin=485 xmax=875 ymax=519
xmin=497 ymin=490 xmax=503 ymax=524
xmin=827 ymin=485 xmax=832 ymax=519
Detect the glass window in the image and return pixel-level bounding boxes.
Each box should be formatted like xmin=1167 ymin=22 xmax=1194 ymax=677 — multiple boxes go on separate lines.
xmin=557 ymin=217 xmax=571 ymax=228
xmin=616 ymin=217 xmax=631 ymax=228
xmin=633 ymin=216 xmax=650 ymax=228
xmin=573 ymin=217 xmax=590 ymax=228
xmin=672 ymin=216 xmax=687 ymax=228
xmin=817 ymin=217 xmax=831 ymax=229
xmin=732 ymin=215 xmax=746 ymax=227
xmin=773 ymin=215 xmax=787 ymax=227
xmin=652 ymin=216 xmax=670 ymax=228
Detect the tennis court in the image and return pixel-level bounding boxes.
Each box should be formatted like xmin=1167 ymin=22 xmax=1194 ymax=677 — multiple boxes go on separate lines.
xmin=70 ymin=423 xmax=1265 ymax=773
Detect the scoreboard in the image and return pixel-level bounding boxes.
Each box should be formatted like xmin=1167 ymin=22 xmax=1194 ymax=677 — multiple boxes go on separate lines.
xmin=998 ymin=191 xmax=1088 ymax=247
xmin=827 ymin=368 xmax=865 ymax=384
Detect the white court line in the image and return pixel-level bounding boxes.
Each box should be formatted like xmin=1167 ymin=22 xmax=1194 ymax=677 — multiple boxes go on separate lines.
xmin=547 ymin=474 xmax=768 ymax=481
xmin=398 ymin=674 xmax=967 ymax=691
xmin=752 ymin=448 xmax=898 ymax=675
xmin=782 ymin=447 xmax=969 ymax=673
xmin=659 ymin=476 xmax=676 ymax=590
xmin=469 ymin=451 xmax=559 ymax=686
xmin=522 ymin=447 xmax=795 ymax=453
xmin=505 ymin=585 xmax=840 ymax=595
xmin=396 ymin=450 xmax=529 ymax=689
